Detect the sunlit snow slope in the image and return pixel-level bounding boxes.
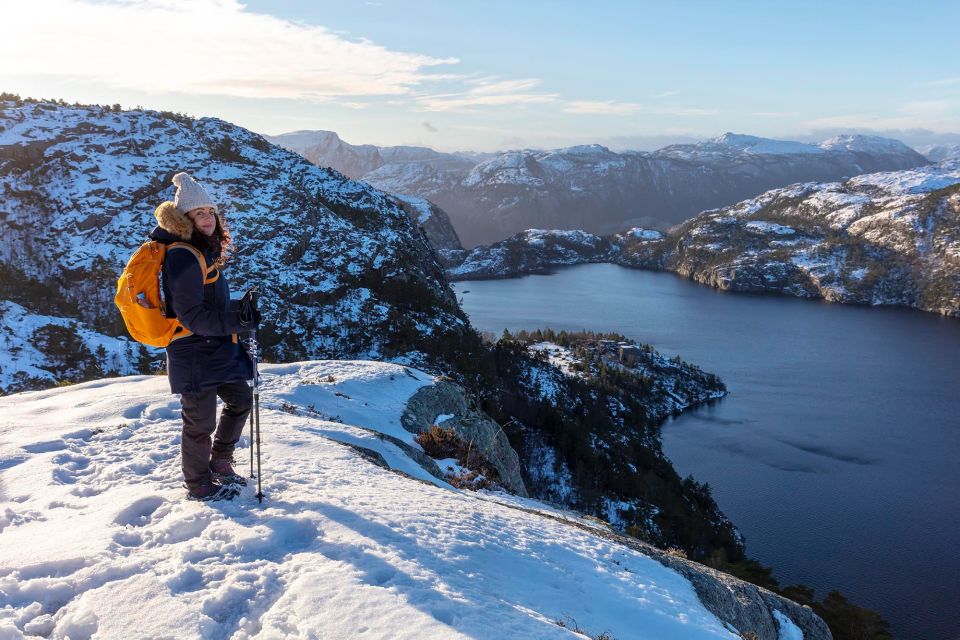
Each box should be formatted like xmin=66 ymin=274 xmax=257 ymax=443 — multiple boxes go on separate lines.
xmin=0 ymin=361 xmax=752 ymax=640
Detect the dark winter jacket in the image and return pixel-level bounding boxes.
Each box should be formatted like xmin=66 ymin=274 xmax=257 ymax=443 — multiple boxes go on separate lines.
xmin=149 ymin=204 xmax=252 ymax=394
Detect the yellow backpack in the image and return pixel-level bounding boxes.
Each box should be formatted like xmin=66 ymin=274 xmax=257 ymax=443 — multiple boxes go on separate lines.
xmin=115 ymin=241 xmax=218 ymax=347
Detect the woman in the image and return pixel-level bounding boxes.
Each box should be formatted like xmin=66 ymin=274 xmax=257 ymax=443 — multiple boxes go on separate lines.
xmin=150 ymin=171 xmax=260 ymax=501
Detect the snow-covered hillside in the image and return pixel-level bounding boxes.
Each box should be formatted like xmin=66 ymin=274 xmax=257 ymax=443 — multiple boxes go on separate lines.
xmin=0 ymin=301 xmax=146 ymax=394
xmin=0 ymin=98 xmax=760 ymax=573
xmin=633 ymin=161 xmax=960 ymax=316
xmin=0 ymin=98 xmax=468 ymax=389
xmin=447 ymin=229 xmax=613 ymax=280
xmin=0 ymin=362 xmax=825 ymax=640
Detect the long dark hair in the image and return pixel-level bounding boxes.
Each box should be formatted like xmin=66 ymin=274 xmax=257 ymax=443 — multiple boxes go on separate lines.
xmin=190 ymin=214 xmax=233 ymax=268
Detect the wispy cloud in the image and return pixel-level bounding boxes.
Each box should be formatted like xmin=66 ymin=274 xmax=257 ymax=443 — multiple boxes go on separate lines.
xmin=920 ymin=77 xmax=960 ymax=87
xmin=751 ymin=111 xmax=799 ymax=117
xmin=2 ymin=0 xmax=457 ymax=101
xmin=563 ymin=100 xmax=643 ymax=115
xmin=421 ymin=121 xmax=438 ymax=132
xmin=803 ymin=99 xmax=959 ymax=131
xmin=416 ymin=78 xmax=558 ymax=111
xmin=563 ymin=100 xmax=715 ymax=116
xmin=650 ymin=106 xmax=718 ymax=116
xmin=652 ymin=91 xmax=678 ymax=99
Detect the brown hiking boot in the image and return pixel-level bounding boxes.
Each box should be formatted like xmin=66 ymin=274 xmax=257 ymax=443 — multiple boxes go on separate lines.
xmin=187 ymin=481 xmax=241 ymax=502
xmin=210 ymin=458 xmax=247 ymax=486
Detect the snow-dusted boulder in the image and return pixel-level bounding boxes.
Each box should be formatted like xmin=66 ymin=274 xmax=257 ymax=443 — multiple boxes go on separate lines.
xmin=401 ymin=379 xmax=528 ymax=496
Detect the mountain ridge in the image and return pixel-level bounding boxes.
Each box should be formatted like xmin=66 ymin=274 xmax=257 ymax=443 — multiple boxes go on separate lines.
xmin=272 ymin=129 xmax=930 ymax=247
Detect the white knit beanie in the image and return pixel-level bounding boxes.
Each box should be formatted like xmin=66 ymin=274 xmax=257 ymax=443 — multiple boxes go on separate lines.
xmin=172 ymin=172 xmax=218 ymax=214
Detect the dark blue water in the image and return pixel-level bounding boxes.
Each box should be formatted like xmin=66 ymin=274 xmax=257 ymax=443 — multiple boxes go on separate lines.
xmin=451 ymin=263 xmax=960 ymax=640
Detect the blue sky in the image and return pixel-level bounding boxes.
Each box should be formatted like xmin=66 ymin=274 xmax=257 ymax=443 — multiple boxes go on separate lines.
xmin=2 ymin=0 xmax=958 ymax=151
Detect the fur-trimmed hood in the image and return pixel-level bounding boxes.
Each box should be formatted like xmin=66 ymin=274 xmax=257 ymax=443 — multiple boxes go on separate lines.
xmin=154 ymin=201 xmax=194 ymax=241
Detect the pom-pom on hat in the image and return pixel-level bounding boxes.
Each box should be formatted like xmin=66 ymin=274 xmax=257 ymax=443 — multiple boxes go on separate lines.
xmin=172 ymin=172 xmax=218 ymax=214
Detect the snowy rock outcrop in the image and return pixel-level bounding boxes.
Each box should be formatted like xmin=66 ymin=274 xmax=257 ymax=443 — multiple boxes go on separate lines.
xmin=401 ymin=380 xmax=528 ymax=496
xmin=446 ymin=229 xmax=616 ymax=280
xmin=0 ymin=362 xmax=829 ymax=640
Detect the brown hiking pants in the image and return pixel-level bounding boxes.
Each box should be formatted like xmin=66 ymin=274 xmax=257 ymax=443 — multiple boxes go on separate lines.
xmin=180 ymin=380 xmax=252 ymax=491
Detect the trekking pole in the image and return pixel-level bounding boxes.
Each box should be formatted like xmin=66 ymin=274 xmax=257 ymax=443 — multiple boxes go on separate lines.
xmin=249 ymin=327 xmax=264 ymax=503
xmin=248 ymin=329 xmax=256 ymax=481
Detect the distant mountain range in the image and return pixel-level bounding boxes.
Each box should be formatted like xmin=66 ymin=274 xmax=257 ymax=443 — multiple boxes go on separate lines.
xmin=267 ymin=130 xmax=930 ymax=247
xmin=918 ymin=143 xmax=960 ymax=163
xmin=444 ymin=161 xmax=960 ymax=317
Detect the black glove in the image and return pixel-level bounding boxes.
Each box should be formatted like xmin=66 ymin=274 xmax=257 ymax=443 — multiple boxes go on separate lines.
xmin=239 ymin=288 xmax=262 ymax=327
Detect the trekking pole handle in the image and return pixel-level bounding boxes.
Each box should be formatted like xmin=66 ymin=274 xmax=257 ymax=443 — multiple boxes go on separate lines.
xmin=248 ymin=328 xmax=260 ymax=390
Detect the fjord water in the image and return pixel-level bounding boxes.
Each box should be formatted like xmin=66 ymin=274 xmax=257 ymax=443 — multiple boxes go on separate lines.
xmin=451 ymin=263 xmax=960 ymax=640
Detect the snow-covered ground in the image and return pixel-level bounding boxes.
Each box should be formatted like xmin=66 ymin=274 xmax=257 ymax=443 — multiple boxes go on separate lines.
xmin=0 ymin=301 xmax=146 ymax=393
xmin=0 ymin=360 xmax=749 ymax=639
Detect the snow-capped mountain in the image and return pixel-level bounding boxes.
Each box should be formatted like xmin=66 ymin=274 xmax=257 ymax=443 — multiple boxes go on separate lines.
xmin=265 ymin=130 xmax=477 ymax=181
xmin=275 ymin=129 xmax=930 ymax=247
xmin=263 ymin=129 xmax=386 ymax=179
xmin=0 ymin=98 xmax=468 ymax=387
xmin=445 ymin=163 xmax=960 ymax=317
xmin=917 ymin=143 xmax=960 ymax=163
xmin=0 ymin=362 xmax=829 ymax=640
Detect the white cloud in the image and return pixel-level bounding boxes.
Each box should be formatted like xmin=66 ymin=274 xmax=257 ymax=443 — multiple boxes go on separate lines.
xmin=563 ymin=100 xmax=643 ymax=115
xmin=1 ymin=0 xmax=457 ymax=101
xmin=803 ymin=99 xmax=959 ymax=132
xmin=416 ymin=78 xmax=558 ymax=111
xmin=751 ymin=111 xmax=799 ymax=117
xmin=898 ymin=100 xmax=955 ymax=116
xmin=652 ymin=91 xmax=678 ymax=99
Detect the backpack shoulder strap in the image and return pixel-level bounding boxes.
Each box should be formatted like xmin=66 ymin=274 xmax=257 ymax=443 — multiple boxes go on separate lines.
xmin=167 ymin=242 xmax=218 ymax=284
